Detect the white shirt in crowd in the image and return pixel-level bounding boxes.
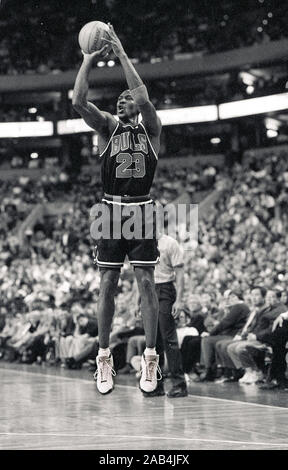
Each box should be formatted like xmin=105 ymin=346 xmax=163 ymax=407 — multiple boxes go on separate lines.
xmin=154 ymin=234 xmax=184 ymax=285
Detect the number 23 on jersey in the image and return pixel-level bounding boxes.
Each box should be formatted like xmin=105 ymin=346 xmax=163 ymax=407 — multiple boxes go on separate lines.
xmin=115 ymin=152 xmax=146 ymax=178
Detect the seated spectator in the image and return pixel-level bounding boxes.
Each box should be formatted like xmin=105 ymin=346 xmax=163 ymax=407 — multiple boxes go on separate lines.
xmin=259 ymin=311 xmax=288 ymax=390
xmin=226 ymin=287 xmax=286 ymax=384
xmin=21 ymin=315 xmax=56 ymax=364
xmin=0 ymin=314 xmax=16 ymax=358
xmin=280 ymin=290 xmax=288 ymax=308
xmin=118 ymin=335 xmax=146 ymax=375
xmin=0 ymin=310 xmax=5 ymax=332
xmin=197 ymin=290 xmax=249 ymax=382
xmin=108 ymin=297 xmax=144 ymax=372
xmin=65 ymin=313 xmax=98 ymax=369
xmin=54 ymin=311 xmax=76 ymax=365
xmin=4 ymin=313 xmax=35 ymax=362
xmin=215 ymin=287 xmax=264 ymax=382
xmin=180 ymin=293 xmax=221 ymax=378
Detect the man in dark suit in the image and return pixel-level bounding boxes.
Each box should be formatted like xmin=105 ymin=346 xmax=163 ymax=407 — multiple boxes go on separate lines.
xmin=215 ymin=286 xmax=265 ymax=382
xmin=258 ymin=310 xmax=288 ymax=390
xmin=197 ymin=290 xmax=249 ymax=381
xmin=227 ymin=288 xmax=286 ymax=384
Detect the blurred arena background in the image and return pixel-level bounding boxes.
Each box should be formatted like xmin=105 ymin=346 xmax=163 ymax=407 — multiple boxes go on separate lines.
xmin=1 ymin=0 xmax=288 ymax=451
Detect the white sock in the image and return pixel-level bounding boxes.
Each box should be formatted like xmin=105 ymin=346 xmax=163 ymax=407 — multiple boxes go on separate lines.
xmin=144 ymin=347 xmax=156 ymax=357
xmin=98 ymin=347 xmax=111 ymax=357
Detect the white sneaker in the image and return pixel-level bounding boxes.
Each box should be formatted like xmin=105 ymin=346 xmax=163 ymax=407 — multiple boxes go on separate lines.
xmin=239 ymin=368 xmax=253 ymax=384
xmin=94 ymin=354 xmax=116 ymax=395
xmin=240 ymin=369 xmax=261 ymax=384
xmin=254 ymin=370 xmax=265 ymax=383
xmin=139 ymin=354 xmax=161 ymax=393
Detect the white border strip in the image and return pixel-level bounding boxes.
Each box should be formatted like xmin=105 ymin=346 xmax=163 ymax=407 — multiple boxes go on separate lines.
xmin=99 ymin=122 xmax=119 ymax=157
xmin=96 ymin=258 xmax=124 ymax=266
xmin=130 ymin=257 xmax=160 ymax=265
xmin=102 ymin=198 xmax=153 ymax=206
xmin=139 ymin=122 xmax=158 ymax=160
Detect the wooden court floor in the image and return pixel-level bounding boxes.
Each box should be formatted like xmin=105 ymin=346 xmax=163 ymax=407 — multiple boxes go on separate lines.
xmin=1 ymin=363 xmax=288 ymax=450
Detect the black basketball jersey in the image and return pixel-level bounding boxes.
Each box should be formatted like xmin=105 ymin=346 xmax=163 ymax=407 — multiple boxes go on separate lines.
xmin=100 ymin=121 xmax=158 ymax=197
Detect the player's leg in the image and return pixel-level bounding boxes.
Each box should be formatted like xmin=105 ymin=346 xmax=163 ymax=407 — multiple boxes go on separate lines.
xmin=97 ymin=268 xmax=120 ymax=348
xmin=134 ymin=266 xmax=160 ymax=392
xmin=134 ymin=267 xmax=158 ymax=347
xmin=94 ymin=267 xmax=120 ymax=394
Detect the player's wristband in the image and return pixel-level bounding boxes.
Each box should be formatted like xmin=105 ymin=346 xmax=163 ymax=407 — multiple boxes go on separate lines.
xmin=130 ymin=84 xmax=149 ymax=105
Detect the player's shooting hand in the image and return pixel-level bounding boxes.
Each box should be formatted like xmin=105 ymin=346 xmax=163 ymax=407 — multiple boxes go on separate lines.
xmin=102 ymin=23 xmax=126 ymax=57
xmin=82 ymin=44 xmax=110 ymax=62
xmin=272 ymin=315 xmax=284 ymax=332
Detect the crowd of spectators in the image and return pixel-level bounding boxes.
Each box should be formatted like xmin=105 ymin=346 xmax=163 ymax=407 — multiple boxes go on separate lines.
xmin=0 ymin=146 xmax=288 ymax=390
xmin=0 ymin=0 xmax=287 ymax=75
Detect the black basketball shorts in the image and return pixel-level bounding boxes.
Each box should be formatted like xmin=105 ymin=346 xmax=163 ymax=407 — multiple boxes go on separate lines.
xmin=91 ymin=198 xmax=160 ymax=269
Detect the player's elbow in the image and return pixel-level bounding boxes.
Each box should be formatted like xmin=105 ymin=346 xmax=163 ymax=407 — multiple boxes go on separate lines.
xmin=72 ymin=100 xmax=85 ymax=112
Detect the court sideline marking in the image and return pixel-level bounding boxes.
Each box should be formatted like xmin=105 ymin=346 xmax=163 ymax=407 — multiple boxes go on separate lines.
xmin=1 ymin=366 xmax=288 ymax=412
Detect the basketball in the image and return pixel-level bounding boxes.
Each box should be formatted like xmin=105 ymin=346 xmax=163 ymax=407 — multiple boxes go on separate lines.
xmin=78 ymin=21 xmax=110 ymax=54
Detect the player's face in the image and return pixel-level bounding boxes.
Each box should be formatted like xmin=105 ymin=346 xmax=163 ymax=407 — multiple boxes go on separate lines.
xmin=117 ymin=92 xmax=138 ymax=121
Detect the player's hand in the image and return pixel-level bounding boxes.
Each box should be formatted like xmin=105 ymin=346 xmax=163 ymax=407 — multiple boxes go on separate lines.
xmin=82 ymin=44 xmax=110 ymax=62
xmin=171 ymin=301 xmax=184 ymax=319
xmin=272 ymin=315 xmax=284 ymax=332
xmin=102 ymin=23 xmax=126 ymax=57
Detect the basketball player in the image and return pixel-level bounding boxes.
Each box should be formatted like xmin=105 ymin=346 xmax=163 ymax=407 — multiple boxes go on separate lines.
xmin=73 ymin=23 xmax=162 ymax=394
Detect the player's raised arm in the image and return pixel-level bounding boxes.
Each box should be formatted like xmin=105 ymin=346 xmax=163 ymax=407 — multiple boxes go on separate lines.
xmin=72 ymin=46 xmax=116 ymax=134
xmin=103 ymin=23 xmax=162 ymax=138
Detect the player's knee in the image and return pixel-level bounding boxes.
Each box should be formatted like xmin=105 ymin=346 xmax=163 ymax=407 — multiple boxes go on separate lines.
xmin=135 ymin=267 xmax=153 ymax=286
xmin=139 ymin=274 xmax=154 ymax=296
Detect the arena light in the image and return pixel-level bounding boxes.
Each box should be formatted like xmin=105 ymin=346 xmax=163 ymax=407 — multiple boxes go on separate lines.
xmin=92 ymin=134 xmax=98 ymax=146
xmin=267 ymin=129 xmax=278 ymax=138
xmin=157 ymin=106 xmax=218 ymax=125
xmin=58 ymin=105 xmax=218 ymax=134
xmin=30 ymin=152 xmax=39 ymax=159
xmin=246 ymin=85 xmax=255 ymax=95
xmin=28 ymin=107 xmax=37 ymax=114
xmin=219 ymin=92 xmax=288 ymax=119
xmin=57 ymin=118 xmax=94 ymax=134
xmin=0 ymin=121 xmax=53 ymax=138
xmin=239 ymin=71 xmax=255 ymax=86
xmin=265 ymin=117 xmax=280 ymax=131
xmin=210 ymin=137 xmax=221 ymax=144
xmin=107 ymin=60 xmax=115 ymax=67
